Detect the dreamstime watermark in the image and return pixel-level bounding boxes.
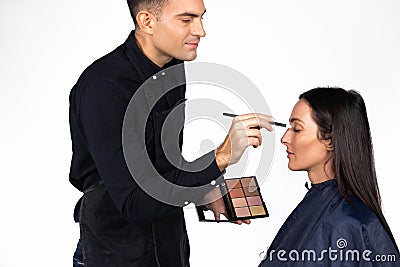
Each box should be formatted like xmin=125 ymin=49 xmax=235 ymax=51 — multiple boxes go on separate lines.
xmin=259 ymin=238 xmax=398 ymax=263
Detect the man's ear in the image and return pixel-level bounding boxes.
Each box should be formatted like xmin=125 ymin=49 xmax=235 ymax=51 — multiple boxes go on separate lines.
xmin=136 ymin=10 xmax=157 ymax=34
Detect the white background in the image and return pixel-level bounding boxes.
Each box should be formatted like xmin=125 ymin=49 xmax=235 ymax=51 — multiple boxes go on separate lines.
xmin=0 ymin=0 xmax=399 ymax=266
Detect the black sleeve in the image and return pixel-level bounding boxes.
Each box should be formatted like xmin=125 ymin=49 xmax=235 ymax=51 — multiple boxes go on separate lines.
xmin=79 ymin=80 xmax=223 ymax=223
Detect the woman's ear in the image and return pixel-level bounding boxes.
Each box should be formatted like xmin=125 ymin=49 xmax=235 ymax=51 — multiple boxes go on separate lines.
xmin=322 ymin=139 xmax=334 ymax=152
xmin=136 ymin=10 xmax=157 ymax=34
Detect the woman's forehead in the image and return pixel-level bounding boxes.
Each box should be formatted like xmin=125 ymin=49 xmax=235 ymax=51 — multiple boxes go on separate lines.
xmin=290 ymin=100 xmax=312 ymax=122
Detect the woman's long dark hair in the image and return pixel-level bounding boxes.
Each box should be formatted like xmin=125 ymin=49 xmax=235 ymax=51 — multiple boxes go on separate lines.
xmin=300 ymin=87 xmax=398 ymax=252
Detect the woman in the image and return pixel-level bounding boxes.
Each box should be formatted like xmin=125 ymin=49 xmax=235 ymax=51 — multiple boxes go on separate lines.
xmin=259 ymin=87 xmax=400 ymax=266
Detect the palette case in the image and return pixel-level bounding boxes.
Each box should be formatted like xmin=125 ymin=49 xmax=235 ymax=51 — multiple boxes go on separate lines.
xmin=196 ymin=176 xmax=269 ymax=222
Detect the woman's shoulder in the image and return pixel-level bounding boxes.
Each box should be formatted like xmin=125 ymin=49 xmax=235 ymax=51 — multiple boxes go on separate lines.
xmin=325 ymin=195 xmax=394 ymax=248
xmin=325 ymin=194 xmax=379 ymax=231
xmin=342 ymin=195 xmax=377 ymax=224
xmin=324 ymin=197 xmax=399 ymax=260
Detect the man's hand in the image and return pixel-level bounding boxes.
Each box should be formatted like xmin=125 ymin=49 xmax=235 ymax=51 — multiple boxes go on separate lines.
xmin=215 ymin=113 xmax=274 ymax=171
xmin=204 ymin=188 xmax=251 ymax=225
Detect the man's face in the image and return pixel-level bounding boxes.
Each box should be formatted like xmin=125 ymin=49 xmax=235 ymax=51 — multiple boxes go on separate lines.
xmin=152 ymin=0 xmax=206 ymax=63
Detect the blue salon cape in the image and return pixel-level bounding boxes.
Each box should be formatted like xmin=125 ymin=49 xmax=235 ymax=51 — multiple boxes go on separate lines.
xmin=259 ymin=179 xmax=400 ymax=266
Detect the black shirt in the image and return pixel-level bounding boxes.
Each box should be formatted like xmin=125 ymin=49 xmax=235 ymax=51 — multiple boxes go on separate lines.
xmin=68 ymin=31 xmax=223 ymax=266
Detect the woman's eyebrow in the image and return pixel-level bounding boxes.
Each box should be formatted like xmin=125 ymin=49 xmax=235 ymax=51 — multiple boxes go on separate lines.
xmin=289 ymin=118 xmax=304 ymax=124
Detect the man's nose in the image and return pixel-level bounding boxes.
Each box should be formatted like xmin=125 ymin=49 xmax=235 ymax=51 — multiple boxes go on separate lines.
xmin=192 ymin=20 xmax=206 ymax=37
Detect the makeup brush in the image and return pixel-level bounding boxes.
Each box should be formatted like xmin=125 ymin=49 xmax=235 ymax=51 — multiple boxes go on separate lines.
xmin=222 ymin=112 xmax=287 ymax=128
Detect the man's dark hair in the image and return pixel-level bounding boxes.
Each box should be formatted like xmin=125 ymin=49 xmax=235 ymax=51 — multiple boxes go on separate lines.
xmin=127 ymin=0 xmax=169 ymax=26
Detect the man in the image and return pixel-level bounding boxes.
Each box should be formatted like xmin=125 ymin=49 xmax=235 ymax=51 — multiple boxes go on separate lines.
xmin=69 ymin=0 xmax=274 ymax=266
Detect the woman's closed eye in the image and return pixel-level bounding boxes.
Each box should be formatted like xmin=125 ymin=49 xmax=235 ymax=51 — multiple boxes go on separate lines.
xmin=289 ymin=124 xmax=303 ymax=132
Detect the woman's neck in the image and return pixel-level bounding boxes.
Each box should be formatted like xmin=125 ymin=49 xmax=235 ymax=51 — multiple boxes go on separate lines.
xmin=307 ymin=164 xmax=335 ymax=184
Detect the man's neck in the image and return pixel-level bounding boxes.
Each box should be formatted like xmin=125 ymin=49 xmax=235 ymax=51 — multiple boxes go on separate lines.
xmin=134 ymin=30 xmax=172 ymax=68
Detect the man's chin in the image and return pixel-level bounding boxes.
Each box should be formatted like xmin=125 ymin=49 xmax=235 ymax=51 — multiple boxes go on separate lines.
xmin=178 ymin=52 xmax=198 ymax=62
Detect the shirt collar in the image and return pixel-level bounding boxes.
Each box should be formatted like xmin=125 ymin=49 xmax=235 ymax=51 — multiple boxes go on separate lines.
xmin=124 ymin=30 xmax=181 ymax=78
xmin=310 ymin=178 xmax=337 ymax=191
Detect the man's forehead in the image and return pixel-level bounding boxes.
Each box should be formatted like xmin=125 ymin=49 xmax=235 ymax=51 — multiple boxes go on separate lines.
xmin=162 ymin=0 xmax=206 ymax=15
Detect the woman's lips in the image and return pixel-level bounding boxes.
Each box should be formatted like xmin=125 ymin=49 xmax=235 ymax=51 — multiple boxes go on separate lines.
xmin=286 ymin=150 xmax=294 ymax=158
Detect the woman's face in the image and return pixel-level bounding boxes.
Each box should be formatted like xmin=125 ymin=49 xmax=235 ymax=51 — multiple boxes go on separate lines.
xmin=281 ymin=99 xmax=333 ymax=182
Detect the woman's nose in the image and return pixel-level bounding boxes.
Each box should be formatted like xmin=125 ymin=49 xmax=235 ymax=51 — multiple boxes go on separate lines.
xmin=280 ymin=129 xmax=290 ymax=145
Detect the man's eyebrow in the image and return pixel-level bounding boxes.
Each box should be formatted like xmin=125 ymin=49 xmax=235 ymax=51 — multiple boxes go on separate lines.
xmin=175 ymin=9 xmax=206 ymax=18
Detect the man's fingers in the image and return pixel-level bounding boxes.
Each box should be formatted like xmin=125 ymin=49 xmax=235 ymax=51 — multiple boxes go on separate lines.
xmin=234 ymin=113 xmax=274 ymax=121
xmin=248 ymin=137 xmax=261 ymax=148
xmin=214 ymin=211 xmax=230 ymax=222
xmin=246 ymin=128 xmax=262 ymax=141
xmin=247 ymin=116 xmax=274 ymax=132
xmin=234 ymin=114 xmax=274 ymax=132
xmin=234 ymin=219 xmax=251 ymax=225
xmin=244 ymin=128 xmax=262 ymax=147
xmin=228 ymin=128 xmax=262 ymax=148
xmin=220 ymin=112 xmax=275 ymax=167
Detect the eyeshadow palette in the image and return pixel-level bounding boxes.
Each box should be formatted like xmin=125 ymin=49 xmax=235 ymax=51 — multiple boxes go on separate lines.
xmin=196 ymin=176 xmax=269 ymax=222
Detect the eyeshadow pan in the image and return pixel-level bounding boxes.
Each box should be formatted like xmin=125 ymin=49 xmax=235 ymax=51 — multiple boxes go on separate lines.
xmin=240 ymin=177 xmax=254 ymax=187
xmin=226 ymin=179 xmax=241 ymax=189
xmin=246 ymin=196 xmax=262 ymax=206
xmin=250 ymin=206 xmax=266 ymax=216
xmin=232 ymin=197 xmax=247 ymax=207
xmin=229 ymin=188 xmax=244 ymax=198
xmin=235 ymin=207 xmax=251 ymax=217
xmin=244 ymin=186 xmax=259 ymax=197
